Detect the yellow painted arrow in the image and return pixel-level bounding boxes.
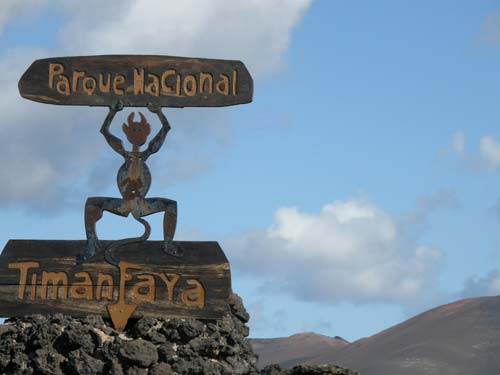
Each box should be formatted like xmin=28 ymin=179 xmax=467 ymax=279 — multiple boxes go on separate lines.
xmin=107 ymin=302 xmax=137 ymax=331
xmin=107 ymin=261 xmax=140 ymax=331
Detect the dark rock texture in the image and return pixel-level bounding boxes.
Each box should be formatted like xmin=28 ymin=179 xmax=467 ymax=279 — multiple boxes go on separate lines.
xmin=261 ymin=364 xmax=359 ymax=375
xmin=0 ymin=294 xmax=357 ymax=374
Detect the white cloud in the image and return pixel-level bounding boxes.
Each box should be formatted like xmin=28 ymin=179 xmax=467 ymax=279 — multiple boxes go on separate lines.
xmin=438 ymin=131 xmax=500 ymax=172
xmin=59 ymin=0 xmax=312 ymax=76
xmin=479 ymin=135 xmax=500 ymax=169
xmin=225 ymin=197 xmax=445 ymax=307
xmin=0 ymin=1 xmax=49 ymax=35
xmin=0 ymin=49 xmax=105 ymax=211
xmin=460 ymin=269 xmax=500 ymax=298
xmin=0 ymin=0 xmax=312 ymax=210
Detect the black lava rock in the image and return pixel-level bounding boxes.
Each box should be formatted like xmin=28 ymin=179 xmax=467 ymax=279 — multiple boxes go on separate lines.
xmin=0 ymin=293 xmax=357 ymax=374
xmin=261 ymin=364 xmax=359 ymax=375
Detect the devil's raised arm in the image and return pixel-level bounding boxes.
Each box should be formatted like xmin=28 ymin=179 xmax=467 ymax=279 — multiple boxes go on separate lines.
xmin=100 ymin=101 xmax=126 ymax=157
xmin=144 ymin=105 xmax=171 ymax=159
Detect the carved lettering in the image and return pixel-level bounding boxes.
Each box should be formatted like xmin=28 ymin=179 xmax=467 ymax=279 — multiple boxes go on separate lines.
xmin=146 ymin=73 xmax=160 ymax=96
xmin=216 ymin=74 xmax=229 ymax=96
xmin=183 ymin=74 xmax=197 ymax=96
xmin=8 ymin=261 xmax=39 ymax=299
xmin=70 ymin=272 xmax=93 ymax=299
xmin=131 ymin=274 xmax=155 ymax=302
xmin=200 ymin=73 xmax=213 ymax=94
xmin=72 ymin=70 xmax=85 ymax=92
xmin=43 ymin=62 xmax=244 ymax=106
xmin=232 ymin=70 xmax=237 ymax=96
xmin=161 ymin=69 xmax=176 ymax=95
xmin=181 ymin=279 xmax=205 ymax=308
xmin=176 ymin=74 xmax=181 ymax=96
xmin=41 ymin=271 xmax=68 ymax=300
xmin=158 ymin=273 xmax=180 ymax=301
xmin=83 ymin=76 xmax=96 ymax=96
xmin=96 ymin=273 xmax=114 ymax=300
xmin=134 ymin=69 xmax=145 ymax=95
xmin=113 ymin=74 xmax=126 ymax=95
xmin=48 ymin=63 xmax=64 ymax=89
xmin=7 ymin=261 xmax=207 ymax=309
xmin=45 ymin=64 xmax=242 ymax=102
xmin=99 ymin=73 xmax=111 ymax=93
xmin=30 ymin=273 xmax=37 ymax=300
xmin=56 ymin=75 xmax=70 ymax=96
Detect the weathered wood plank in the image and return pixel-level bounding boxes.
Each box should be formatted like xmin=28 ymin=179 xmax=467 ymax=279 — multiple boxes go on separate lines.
xmin=0 ymin=240 xmax=232 ymax=327
xmin=0 ymin=240 xmax=228 ymax=264
xmin=18 ymin=55 xmax=253 ymax=108
xmin=0 ymin=285 xmax=226 ymax=319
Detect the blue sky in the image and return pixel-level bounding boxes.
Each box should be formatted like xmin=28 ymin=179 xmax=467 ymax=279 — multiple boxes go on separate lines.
xmin=2 ymin=0 xmax=500 ymax=341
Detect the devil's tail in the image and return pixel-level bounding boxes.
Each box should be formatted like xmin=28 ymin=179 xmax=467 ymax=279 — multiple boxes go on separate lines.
xmin=105 ymin=215 xmax=151 ymax=266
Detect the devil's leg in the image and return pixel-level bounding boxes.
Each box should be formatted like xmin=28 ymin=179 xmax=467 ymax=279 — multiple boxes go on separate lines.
xmin=83 ymin=197 xmax=129 ymax=260
xmin=141 ymin=198 xmax=179 ymax=256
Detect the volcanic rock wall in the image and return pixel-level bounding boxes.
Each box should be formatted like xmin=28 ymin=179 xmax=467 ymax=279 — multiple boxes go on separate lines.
xmin=0 ymin=294 xmax=357 ymax=375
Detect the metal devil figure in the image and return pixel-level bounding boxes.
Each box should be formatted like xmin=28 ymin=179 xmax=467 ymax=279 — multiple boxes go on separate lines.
xmin=84 ymin=101 xmax=178 ymax=266
xmin=0 ymin=55 xmax=253 ymax=330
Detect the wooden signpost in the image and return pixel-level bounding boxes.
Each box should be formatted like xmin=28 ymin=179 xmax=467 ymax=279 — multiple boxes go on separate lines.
xmin=1 ymin=54 xmax=253 ymax=330
xmin=0 ymin=240 xmax=230 ymax=330
xmin=19 ymin=55 xmax=253 ymax=107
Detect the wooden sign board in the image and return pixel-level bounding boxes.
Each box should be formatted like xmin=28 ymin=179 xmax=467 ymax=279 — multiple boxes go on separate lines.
xmin=18 ymin=55 xmax=253 ymax=108
xmin=0 ymin=240 xmax=231 ymax=330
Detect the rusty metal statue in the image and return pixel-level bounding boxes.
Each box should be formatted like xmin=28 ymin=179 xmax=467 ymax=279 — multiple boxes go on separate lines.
xmin=81 ymin=100 xmax=179 ymax=265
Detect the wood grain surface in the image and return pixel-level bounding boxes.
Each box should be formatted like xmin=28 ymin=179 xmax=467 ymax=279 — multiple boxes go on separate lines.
xmin=0 ymin=240 xmax=232 ymax=321
xmin=18 ymin=55 xmax=253 ymax=108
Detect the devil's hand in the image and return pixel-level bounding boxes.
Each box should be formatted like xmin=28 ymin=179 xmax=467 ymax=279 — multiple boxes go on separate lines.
xmin=110 ymin=99 xmax=124 ymax=112
xmin=147 ymin=102 xmax=161 ymax=113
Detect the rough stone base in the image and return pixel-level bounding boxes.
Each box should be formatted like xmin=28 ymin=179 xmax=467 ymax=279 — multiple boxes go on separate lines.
xmin=0 ymin=294 xmax=357 ymax=375
xmin=261 ymin=364 xmax=359 ymax=375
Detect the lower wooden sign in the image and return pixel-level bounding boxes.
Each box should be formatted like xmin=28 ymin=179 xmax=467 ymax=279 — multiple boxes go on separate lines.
xmin=0 ymin=240 xmax=231 ymax=330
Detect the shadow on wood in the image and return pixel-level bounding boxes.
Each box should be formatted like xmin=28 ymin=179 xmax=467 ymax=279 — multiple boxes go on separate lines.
xmin=19 ymin=55 xmax=253 ymax=108
xmin=0 ymin=240 xmax=231 ymax=329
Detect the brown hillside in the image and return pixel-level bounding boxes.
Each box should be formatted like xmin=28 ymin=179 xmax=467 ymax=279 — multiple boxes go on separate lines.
xmin=252 ymin=332 xmax=349 ymax=368
xmin=253 ymin=296 xmax=500 ymax=375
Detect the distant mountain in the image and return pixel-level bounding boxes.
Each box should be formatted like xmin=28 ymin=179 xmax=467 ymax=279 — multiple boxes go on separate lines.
xmin=252 ymin=296 xmax=500 ymax=375
xmin=251 ymin=332 xmax=349 ymax=368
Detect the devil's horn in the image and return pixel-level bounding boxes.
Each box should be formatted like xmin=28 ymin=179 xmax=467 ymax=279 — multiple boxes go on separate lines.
xmin=127 ymin=112 xmax=135 ymax=124
xmin=138 ymin=112 xmax=147 ymax=125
